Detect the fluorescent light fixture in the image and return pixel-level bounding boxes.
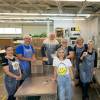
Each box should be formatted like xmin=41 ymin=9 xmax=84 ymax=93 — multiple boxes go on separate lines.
xmin=0 ymin=13 xmax=90 ymax=17
xmin=0 ymin=20 xmax=53 ymax=23
xmin=0 ymin=17 xmax=47 ymax=20
xmin=0 ymin=13 xmax=76 ymax=16
xmin=53 ymin=0 xmax=85 ymax=1
xmin=40 ymin=13 xmax=77 ymax=16
xmin=76 ymin=14 xmax=91 ymax=18
xmin=50 ymin=18 xmax=85 ymax=20
xmin=87 ymin=0 xmax=100 ymax=2
xmin=0 ymin=13 xmax=40 ymax=16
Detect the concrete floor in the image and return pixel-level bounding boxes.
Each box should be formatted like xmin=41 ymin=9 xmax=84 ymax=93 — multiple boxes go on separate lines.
xmin=0 ymin=68 xmax=7 ymax=100
xmin=0 ymin=67 xmax=100 ymax=100
xmin=0 ymin=80 xmax=100 ymax=100
xmin=73 ymin=85 xmax=100 ymax=100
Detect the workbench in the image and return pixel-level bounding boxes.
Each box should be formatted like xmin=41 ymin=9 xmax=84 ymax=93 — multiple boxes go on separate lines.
xmin=15 ymin=76 xmax=57 ymax=100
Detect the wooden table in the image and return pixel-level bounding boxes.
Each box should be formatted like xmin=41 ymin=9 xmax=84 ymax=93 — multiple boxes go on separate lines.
xmin=15 ymin=76 xmax=57 ymax=100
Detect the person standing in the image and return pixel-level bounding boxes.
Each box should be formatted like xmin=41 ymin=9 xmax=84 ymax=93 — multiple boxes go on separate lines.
xmin=16 ymin=34 xmax=36 ymax=82
xmin=53 ymin=48 xmax=73 ymax=100
xmin=79 ymin=40 xmax=97 ymax=100
xmin=16 ymin=34 xmax=41 ymax=100
xmin=58 ymin=38 xmax=74 ymax=60
xmin=1 ymin=46 xmax=22 ymax=100
xmin=41 ymin=33 xmax=59 ymax=75
xmin=74 ymin=37 xmax=88 ymax=85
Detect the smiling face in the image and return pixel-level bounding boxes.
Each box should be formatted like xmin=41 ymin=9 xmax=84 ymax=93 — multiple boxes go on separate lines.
xmin=88 ymin=40 xmax=94 ymax=50
xmin=77 ymin=39 xmax=83 ymax=45
xmin=58 ymin=66 xmax=67 ymax=76
xmin=23 ymin=34 xmax=32 ymax=45
xmin=6 ymin=46 xmax=14 ymax=56
xmin=57 ymin=49 xmax=65 ymax=59
xmin=76 ymin=37 xmax=84 ymax=46
xmin=61 ymin=39 xmax=68 ymax=48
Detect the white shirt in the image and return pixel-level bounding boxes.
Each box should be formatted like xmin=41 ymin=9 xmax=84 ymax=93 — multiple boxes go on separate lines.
xmin=53 ymin=57 xmax=72 ymax=75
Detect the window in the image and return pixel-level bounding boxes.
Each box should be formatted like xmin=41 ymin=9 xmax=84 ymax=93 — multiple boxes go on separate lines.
xmin=0 ymin=28 xmax=22 ymax=34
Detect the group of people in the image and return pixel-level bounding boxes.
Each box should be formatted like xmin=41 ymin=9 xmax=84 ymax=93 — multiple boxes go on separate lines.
xmin=1 ymin=33 xmax=97 ymax=100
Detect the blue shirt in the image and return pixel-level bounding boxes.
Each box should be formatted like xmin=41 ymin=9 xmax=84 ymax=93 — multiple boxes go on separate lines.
xmin=16 ymin=44 xmax=35 ymax=56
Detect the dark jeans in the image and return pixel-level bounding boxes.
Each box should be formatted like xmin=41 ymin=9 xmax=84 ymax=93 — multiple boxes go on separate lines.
xmin=81 ymin=82 xmax=89 ymax=100
xmin=8 ymin=95 xmax=16 ymax=100
xmin=27 ymin=96 xmax=41 ymax=100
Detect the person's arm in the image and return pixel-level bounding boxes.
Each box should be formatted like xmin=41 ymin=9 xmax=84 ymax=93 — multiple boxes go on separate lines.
xmin=67 ymin=59 xmax=74 ymax=80
xmin=94 ymin=51 xmax=97 ymax=68
xmin=16 ymin=45 xmax=32 ymax=61
xmin=3 ymin=66 xmax=21 ymax=80
xmin=31 ymin=54 xmax=36 ymax=62
xmin=93 ymin=51 xmax=98 ymax=75
xmin=18 ymin=65 xmax=22 ymax=79
xmin=41 ymin=44 xmax=46 ymax=57
xmin=69 ymin=67 xmax=74 ymax=80
xmin=52 ymin=58 xmax=58 ymax=81
xmin=16 ymin=45 xmax=36 ymax=62
xmin=16 ymin=54 xmax=32 ymax=62
xmin=51 ymin=66 xmax=57 ymax=81
xmin=66 ymin=46 xmax=74 ymax=59
xmin=67 ymin=51 xmax=74 ymax=59
xmin=41 ymin=44 xmax=48 ymax=62
xmin=80 ymin=50 xmax=87 ymax=61
xmin=31 ymin=46 xmax=36 ymax=62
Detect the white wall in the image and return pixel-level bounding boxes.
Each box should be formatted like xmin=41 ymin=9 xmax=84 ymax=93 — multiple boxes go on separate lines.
xmin=0 ymin=18 xmax=99 ymax=42
xmin=86 ymin=17 xmax=99 ymax=47
xmin=54 ymin=20 xmax=88 ymax=42
xmin=54 ymin=18 xmax=99 ymax=43
xmin=87 ymin=18 xmax=98 ymax=38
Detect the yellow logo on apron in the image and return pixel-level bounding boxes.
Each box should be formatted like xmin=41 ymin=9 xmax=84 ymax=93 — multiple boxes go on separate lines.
xmin=57 ymin=66 xmax=67 ymax=76
xmin=12 ymin=61 xmax=19 ymax=70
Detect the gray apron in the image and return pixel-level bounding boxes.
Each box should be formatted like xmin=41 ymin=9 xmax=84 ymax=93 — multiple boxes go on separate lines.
xmin=44 ymin=43 xmax=58 ymax=65
xmin=75 ymin=46 xmax=85 ymax=70
xmin=4 ymin=59 xmax=20 ymax=96
xmin=19 ymin=45 xmax=33 ymax=80
xmin=79 ymin=51 xmax=95 ymax=83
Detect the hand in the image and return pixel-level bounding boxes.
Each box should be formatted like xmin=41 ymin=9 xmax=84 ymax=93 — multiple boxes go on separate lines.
xmin=82 ymin=52 xmax=87 ymax=57
xmin=31 ymin=58 xmax=36 ymax=62
xmin=93 ymin=70 xmax=96 ymax=75
xmin=42 ymin=57 xmax=48 ymax=61
xmin=15 ymin=75 xmax=22 ymax=80
xmin=71 ymin=81 xmax=75 ymax=86
xmin=50 ymin=77 xmax=56 ymax=81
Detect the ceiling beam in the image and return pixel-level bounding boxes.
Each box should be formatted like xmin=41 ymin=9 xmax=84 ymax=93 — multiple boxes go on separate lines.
xmin=23 ymin=0 xmax=43 ymax=13
xmin=0 ymin=0 xmax=25 ymax=12
xmin=14 ymin=0 xmax=24 ymax=6
xmin=56 ymin=0 xmax=63 ymax=14
xmin=78 ymin=0 xmax=87 ymax=14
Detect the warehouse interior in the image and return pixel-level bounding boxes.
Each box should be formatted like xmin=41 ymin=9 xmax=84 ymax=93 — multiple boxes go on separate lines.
xmin=0 ymin=0 xmax=100 ymax=100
